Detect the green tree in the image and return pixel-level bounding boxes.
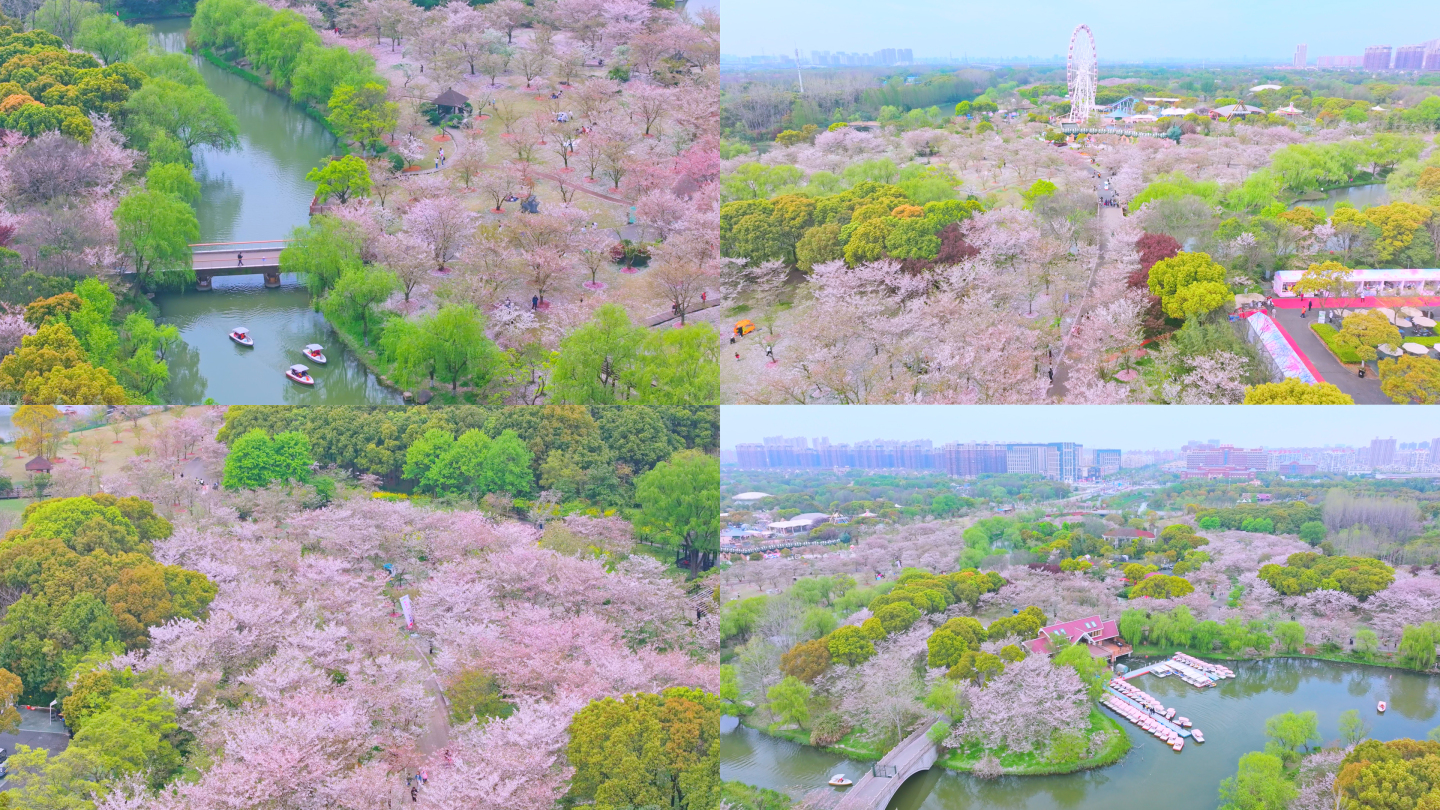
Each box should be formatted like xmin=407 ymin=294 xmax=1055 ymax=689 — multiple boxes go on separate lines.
xmin=550 ymin=304 xmax=645 ymax=404
xmin=1355 ymin=627 xmax=1380 ymax=658
xmin=1399 ymin=624 xmax=1436 ymax=671
xmin=1245 ymin=378 xmax=1356 ymax=404
xmin=567 ymin=687 xmax=719 ymax=810
xmin=1338 ymin=708 xmax=1371 ymax=747
xmin=1337 ymin=309 xmax=1403 ymax=363
xmin=1217 ymin=751 xmax=1296 ymax=810
xmin=124 ymin=78 xmax=240 ymax=153
xmin=145 ymin=162 xmax=201 ymax=204
xmin=222 ymin=429 xmax=313 ymax=489
xmin=1052 ymin=642 xmax=1110 ymax=698
xmin=1117 ymin=607 xmax=1147 ymax=644
xmin=290 ymin=45 xmax=377 ymax=107
xmin=633 ymin=450 xmax=719 ymax=575
xmin=1298 ymin=521 xmax=1327 ymax=545
xmin=321 ymin=267 xmax=398 ymax=344
xmin=282 ymin=215 xmax=364 ymax=301
xmin=1262 ymin=710 xmax=1320 ymax=764
xmin=306 ymin=155 xmax=372 ymax=204
xmin=327 ymin=82 xmax=399 ymax=155
xmin=826 ymin=625 xmax=875 ymax=666
xmin=75 ymin=14 xmax=149 ymax=65
xmin=445 ymin=669 xmax=513 ymax=725
xmin=1274 ymin=621 xmax=1306 ymax=654
xmin=392 ymin=304 xmax=500 ymax=394
xmin=1148 ymin=251 xmax=1228 ymax=319
xmin=767 ymin=676 xmax=812 ymax=729
xmin=1379 ymin=355 xmax=1440 ymax=404
xmin=113 ymin=190 xmax=199 ymax=291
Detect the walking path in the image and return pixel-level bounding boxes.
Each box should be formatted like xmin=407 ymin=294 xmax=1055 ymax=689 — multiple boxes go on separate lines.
xmin=1048 ymin=203 xmax=1122 ymax=400
xmin=645 ymin=300 xmax=721 ymax=328
xmin=1270 ymin=307 xmax=1391 ymax=403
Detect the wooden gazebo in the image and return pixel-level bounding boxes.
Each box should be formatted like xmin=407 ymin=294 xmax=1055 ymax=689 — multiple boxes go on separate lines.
xmin=431 ymin=88 xmax=469 ymax=115
xmin=24 ymin=456 xmax=51 ymax=474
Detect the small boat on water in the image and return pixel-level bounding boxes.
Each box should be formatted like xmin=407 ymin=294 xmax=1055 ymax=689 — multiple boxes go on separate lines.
xmin=1177 ymin=717 xmax=1192 ymax=728
xmin=828 ymin=775 xmax=853 ymax=787
xmin=1172 ymin=740 xmax=1184 ymax=752
xmin=302 ymin=344 xmax=328 ymax=364
xmin=1165 ymin=708 xmax=1176 ymax=720
xmin=1378 ymin=701 xmax=1387 ymax=713
xmin=230 ymin=326 xmax=254 ymax=347
xmin=1192 ymin=729 xmax=1204 ymax=743
xmin=286 ymin=364 xmax=314 ymax=385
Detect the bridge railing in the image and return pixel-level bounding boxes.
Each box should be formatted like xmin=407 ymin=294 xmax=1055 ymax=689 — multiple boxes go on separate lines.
xmin=872 ymin=765 xmax=898 ymax=778
xmin=191 ymin=239 xmax=291 ymax=255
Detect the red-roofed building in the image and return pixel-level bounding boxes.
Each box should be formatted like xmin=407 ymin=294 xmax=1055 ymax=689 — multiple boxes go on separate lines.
xmin=1022 ymin=615 xmax=1132 ymax=662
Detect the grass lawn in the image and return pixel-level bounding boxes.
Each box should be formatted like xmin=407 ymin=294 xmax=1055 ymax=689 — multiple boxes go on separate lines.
xmin=938 ymin=706 xmax=1130 ymax=775
xmin=1310 ymin=323 xmax=1362 ymax=364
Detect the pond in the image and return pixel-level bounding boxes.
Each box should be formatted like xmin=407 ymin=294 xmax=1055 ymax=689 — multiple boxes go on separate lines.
xmin=722 ymin=658 xmax=1440 ymax=810
xmin=1293 ymin=183 xmax=1391 ymax=214
xmin=144 ymin=19 xmax=399 ymax=405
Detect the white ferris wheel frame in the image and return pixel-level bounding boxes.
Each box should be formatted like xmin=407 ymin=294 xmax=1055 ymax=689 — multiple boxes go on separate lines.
xmin=1067 ymin=24 xmax=1098 ymax=122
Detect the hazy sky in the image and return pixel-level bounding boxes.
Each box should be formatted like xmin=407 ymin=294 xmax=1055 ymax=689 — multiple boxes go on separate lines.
xmin=721 ymin=406 xmax=1438 ymax=449
xmin=720 ymin=0 xmax=1435 ymax=62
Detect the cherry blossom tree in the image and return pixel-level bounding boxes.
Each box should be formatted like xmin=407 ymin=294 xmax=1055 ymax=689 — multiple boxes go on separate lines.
xmin=403 ymin=197 xmax=476 ymax=271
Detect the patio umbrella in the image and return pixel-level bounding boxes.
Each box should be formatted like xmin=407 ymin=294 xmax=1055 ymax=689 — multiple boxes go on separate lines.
xmin=1400 ymin=306 xmax=1423 ymax=318
xmin=1413 ymin=316 xmax=1436 ymax=328
xmin=1402 ymin=343 xmax=1430 ymax=356
xmin=1396 ymin=318 xmax=1413 ymax=328
xmin=1378 ymin=343 xmax=1403 ymax=358
xmin=1377 ymin=307 xmax=1396 ymax=322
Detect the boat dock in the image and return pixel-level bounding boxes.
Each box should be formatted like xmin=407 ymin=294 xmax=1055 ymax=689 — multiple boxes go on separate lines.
xmin=1163 ymin=659 xmax=1217 ymax=687
xmin=1122 ymin=656 xmax=1221 ymax=688
xmin=1103 ymin=688 xmax=1191 ymax=738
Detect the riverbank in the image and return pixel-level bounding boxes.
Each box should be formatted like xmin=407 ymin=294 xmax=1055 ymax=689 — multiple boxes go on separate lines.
xmin=1128 ymin=644 xmax=1436 ymax=675
xmin=193 ymin=46 xmax=346 ymax=144
xmin=737 ymin=706 xmax=1131 ymax=776
xmin=938 ymin=707 xmax=1132 ymax=776
xmin=739 ymin=713 xmax=888 ymax=761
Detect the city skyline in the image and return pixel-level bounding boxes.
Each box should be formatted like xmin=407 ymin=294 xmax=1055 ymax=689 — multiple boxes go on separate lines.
xmin=721 ymin=405 xmax=1440 ymax=449
xmin=722 ymin=0 xmax=1439 ymax=64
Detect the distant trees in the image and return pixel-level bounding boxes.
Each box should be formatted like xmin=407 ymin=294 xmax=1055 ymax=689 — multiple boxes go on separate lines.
xmin=1257 ymin=552 xmax=1395 ymax=600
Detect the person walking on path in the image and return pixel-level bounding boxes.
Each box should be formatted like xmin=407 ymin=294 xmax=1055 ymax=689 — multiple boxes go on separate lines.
xmin=531 ymin=295 xmax=539 ymax=309
xmin=236 ymin=252 xmax=243 ymax=266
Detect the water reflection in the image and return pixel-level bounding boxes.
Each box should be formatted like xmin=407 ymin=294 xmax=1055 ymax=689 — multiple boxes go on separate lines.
xmin=723 ymin=661 xmax=1440 ymax=810
xmin=142 ymin=19 xmax=398 ymax=404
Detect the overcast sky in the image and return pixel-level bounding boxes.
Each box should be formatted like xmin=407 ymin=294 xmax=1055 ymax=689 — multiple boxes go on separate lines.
xmin=721 ymin=406 xmax=1437 ymax=450
xmin=720 ymin=0 xmax=1435 ymax=62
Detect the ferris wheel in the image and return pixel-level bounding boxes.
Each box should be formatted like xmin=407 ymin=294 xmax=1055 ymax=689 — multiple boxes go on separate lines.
xmin=1067 ymin=24 xmax=1098 ymax=122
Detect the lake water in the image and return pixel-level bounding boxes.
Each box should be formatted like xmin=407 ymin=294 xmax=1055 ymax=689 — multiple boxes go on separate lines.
xmin=723 ymin=658 xmax=1440 ymax=810
xmin=144 ymin=19 xmax=398 ymax=404
xmin=1294 ymin=183 xmax=1391 ymax=214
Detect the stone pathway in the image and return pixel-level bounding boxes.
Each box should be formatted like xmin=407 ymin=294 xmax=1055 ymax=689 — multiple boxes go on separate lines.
xmin=1271 ymin=307 xmax=1393 ymax=403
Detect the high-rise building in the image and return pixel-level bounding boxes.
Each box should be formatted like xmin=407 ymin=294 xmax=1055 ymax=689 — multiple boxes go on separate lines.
xmin=1369 ymin=437 xmax=1397 ymax=468
xmin=1318 ymin=55 xmax=1361 ymax=67
xmin=1395 ymin=45 xmax=1427 ymax=70
xmin=940 ymin=443 xmax=1007 ymax=477
xmin=1094 ymin=449 xmax=1122 ymax=476
xmin=1364 ymin=46 xmax=1393 ymax=70
xmin=897 ymin=48 xmax=913 ymax=64
xmin=1426 ymin=51 xmax=1440 ymax=71
xmin=1185 ymin=445 xmax=1270 ymax=471
xmin=1429 ymin=439 xmax=1440 ymax=466
xmin=1294 ymin=43 xmax=1307 ymax=68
